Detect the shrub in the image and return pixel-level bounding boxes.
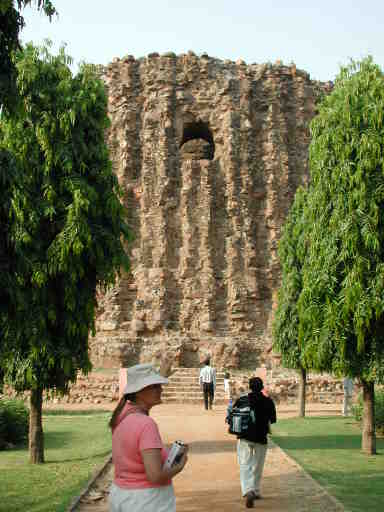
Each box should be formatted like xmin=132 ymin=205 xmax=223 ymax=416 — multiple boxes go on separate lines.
xmin=352 ymin=388 xmax=384 ymax=434
xmin=0 ymin=398 xmax=29 ymax=449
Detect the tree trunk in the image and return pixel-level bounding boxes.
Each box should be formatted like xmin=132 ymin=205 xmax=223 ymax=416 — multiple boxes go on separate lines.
xmin=29 ymin=387 xmax=45 ymax=463
xmin=298 ymin=367 xmax=307 ymax=417
xmin=361 ymin=380 xmax=376 ymax=455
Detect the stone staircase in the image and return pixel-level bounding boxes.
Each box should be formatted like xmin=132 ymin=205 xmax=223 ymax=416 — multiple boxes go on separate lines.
xmin=161 ymin=367 xmax=227 ymax=405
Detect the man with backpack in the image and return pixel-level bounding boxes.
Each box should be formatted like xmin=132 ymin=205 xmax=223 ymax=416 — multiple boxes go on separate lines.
xmin=229 ymin=376 xmax=276 ymax=508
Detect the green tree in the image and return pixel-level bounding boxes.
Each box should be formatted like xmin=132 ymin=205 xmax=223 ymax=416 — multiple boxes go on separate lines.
xmin=0 ymin=1 xmax=56 ymax=397
xmin=273 ymin=186 xmax=308 ymax=417
xmin=0 ymin=0 xmax=56 ymax=393
xmin=299 ymin=57 xmax=384 ymax=454
xmin=0 ymin=42 xmax=132 ymax=463
xmin=0 ymin=148 xmax=21 ymax=394
xmin=0 ymin=0 xmax=56 ymax=110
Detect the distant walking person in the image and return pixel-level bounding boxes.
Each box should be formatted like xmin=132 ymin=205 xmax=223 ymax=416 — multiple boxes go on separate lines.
xmin=224 ymin=371 xmax=231 ymax=400
xmin=235 ymin=377 xmax=276 ymax=508
xmin=199 ymin=358 xmax=216 ymax=410
xmin=342 ymin=377 xmax=354 ymax=417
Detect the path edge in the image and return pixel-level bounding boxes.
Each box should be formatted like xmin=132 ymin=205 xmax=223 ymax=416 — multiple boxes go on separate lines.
xmin=270 ymin=440 xmax=349 ymax=512
xmin=67 ymin=452 xmax=112 ymax=512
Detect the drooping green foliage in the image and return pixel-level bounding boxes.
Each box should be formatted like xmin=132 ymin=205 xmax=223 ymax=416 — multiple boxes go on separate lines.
xmin=299 ymin=57 xmax=384 ymax=383
xmin=0 ymin=42 xmax=132 ymax=395
xmin=0 ymin=0 xmax=56 ymax=111
xmin=1 ymin=2 xmax=57 ymax=394
xmin=273 ymin=186 xmax=308 ymax=370
xmin=0 ymin=148 xmax=22 ymax=393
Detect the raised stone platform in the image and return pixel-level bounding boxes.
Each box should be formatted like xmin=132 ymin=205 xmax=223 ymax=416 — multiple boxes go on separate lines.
xmin=3 ymin=367 xmax=349 ymax=407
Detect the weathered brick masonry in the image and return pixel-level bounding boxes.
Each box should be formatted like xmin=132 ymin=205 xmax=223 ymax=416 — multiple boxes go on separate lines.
xmin=91 ymin=53 xmax=332 ymax=370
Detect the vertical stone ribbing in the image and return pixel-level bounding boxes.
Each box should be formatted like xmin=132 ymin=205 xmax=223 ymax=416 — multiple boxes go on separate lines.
xmin=247 ymin=70 xmax=270 ymax=332
xmin=92 ymin=54 xmax=332 ymax=369
xmin=161 ymin=56 xmax=182 ymax=332
xmin=198 ymin=158 xmax=216 ymax=333
xmin=178 ymin=159 xmax=201 ymax=331
xmin=221 ymin=68 xmax=248 ymax=334
xmin=207 ymin=159 xmax=228 ymax=335
xmin=259 ymin=69 xmax=288 ymax=329
xmin=235 ymin=68 xmax=263 ymax=336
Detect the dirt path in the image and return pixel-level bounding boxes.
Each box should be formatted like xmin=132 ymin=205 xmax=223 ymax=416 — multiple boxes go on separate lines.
xmin=74 ymin=403 xmax=345 ymax=512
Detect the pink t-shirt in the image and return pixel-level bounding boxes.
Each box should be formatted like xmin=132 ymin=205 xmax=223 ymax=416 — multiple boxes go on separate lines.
xmin=112 ymin=403 xmax=171 ymax=489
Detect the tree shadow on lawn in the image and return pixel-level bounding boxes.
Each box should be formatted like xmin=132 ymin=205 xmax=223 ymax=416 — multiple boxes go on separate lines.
xmin=43 ymin=409 xmax=111 ymax=416
xmin=46 ymin=448 xmax=111 ymax=464
xmin=186 ymin=439 xmax=236 ymax=455
xmin=272 ymin=416 xmax=366 ymax=450
xmin=272 ymin=434 xmax=363 ymax=450
xmin=44 ymin=429 xmax=76 ymax=449
xmin=44 ymin=429 xmax=111 ymax=462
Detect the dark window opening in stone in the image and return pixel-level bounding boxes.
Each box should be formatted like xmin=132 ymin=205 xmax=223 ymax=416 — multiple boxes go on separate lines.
xmin=180 ymin=121 xmax=214 ymax=160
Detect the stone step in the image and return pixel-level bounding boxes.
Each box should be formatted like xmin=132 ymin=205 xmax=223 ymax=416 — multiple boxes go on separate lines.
xmin=169 ymin=368 xmax=225 ymax=374
xmin=162 ymin=391 xmax=225 ymax=398
xmin=158 ymin=367 xmax=229 ymax=404
xmin=165 ymin=383 xmax=224 ymax=391
xmin=170 ymin=372 xmax=226 ymax=378
xmin=169 ymin=371 xmax=225 ymax=376
xmin=163 ymin=390 xmax=226 ymax=397
xmin=168 ymin=377 xmax=224 ymax=384
xmin=174 ymin=368 xmax=225 ymax=372
xmin=163 ymin=397 xmax=227 ymax=405
xmin=163 ymin=382 xmax=224 ymax=393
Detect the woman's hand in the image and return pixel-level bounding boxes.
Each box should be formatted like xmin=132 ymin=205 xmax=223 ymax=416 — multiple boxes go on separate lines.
xmin=142 ymin=445 xmax=189 ymax=485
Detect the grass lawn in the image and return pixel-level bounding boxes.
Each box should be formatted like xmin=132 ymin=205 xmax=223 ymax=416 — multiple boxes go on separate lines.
xmin=272 ymin=416 xmax=384 ymax=512
xmin=0 ymin=410 xmax=112 ymax=512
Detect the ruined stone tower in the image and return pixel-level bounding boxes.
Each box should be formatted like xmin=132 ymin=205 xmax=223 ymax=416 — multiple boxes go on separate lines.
xmin=90 ymin=52 xmax=330 ymax=370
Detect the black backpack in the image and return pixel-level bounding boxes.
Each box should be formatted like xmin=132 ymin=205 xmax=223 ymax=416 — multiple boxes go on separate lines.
xmin=227 ymin=394 xmax=256 ymax=437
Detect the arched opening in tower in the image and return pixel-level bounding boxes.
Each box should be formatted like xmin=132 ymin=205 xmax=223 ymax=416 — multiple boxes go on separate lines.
xmin=180 ymin=121 xmax=215 ymax=160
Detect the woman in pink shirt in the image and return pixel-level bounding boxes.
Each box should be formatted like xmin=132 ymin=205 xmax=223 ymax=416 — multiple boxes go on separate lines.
xmin=108 ymin=364 xmax=188 ymax=512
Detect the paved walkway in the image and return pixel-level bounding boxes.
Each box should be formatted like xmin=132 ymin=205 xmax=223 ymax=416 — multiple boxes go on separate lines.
xmin=75 ymin=403 xmax=345 ymax=512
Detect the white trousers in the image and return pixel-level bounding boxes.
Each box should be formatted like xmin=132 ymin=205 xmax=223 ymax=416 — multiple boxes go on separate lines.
xmin=109 ymin=482 xmax=176 ymax=512
xmin=237 ymin=438 xmax=267 ymax=496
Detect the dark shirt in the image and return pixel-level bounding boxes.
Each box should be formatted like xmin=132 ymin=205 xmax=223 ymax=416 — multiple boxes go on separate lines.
xmin=234 ymin=391 xmax=277 ymax=444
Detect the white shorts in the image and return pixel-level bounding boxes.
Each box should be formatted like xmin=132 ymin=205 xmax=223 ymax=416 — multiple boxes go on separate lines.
xmin=109 ymin=482 xmax=176 ymax=512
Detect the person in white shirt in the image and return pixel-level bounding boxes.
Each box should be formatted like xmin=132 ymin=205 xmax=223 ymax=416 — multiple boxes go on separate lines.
xmin=342 ymin=377 xmax=354 ymax=416
xmin=199 ymin=358 xmax=216 ymax=410
xmin=224 ymin=371 xmax=231 ymax=400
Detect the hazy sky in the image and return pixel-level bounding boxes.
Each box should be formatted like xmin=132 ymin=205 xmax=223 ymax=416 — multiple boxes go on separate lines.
xmin=20 ymin=0 xmax=383 ymax=82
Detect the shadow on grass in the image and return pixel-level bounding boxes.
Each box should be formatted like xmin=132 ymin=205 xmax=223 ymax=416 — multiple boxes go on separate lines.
xmin=44 ymin=429 xmax=74 ymax=449
xmin=47 ymin=448 xmax=111 ymax=464
xmin=273 ymin=416 xmax=384 ymax=452
xmin=2 ymin=441 xmax=28 ymax=452
xmin=272 ymin=433 xmax=363 ymax=450
xmin=186 ymin=439 xmax=235 ymax=454
xmin=43 ymin=409 xmax=111 ymax=416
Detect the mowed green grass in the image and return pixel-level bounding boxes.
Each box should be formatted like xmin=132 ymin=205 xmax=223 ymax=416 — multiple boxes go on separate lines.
xmin=0 ymin=410 xmax=112 ymax=512
xmin=272 ymin=416 xmax=384 ymax=512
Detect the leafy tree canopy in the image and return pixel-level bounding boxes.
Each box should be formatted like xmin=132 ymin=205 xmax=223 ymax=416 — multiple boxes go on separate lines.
xmin=298 ymin=57 xmax=384 ymax=383
xmin=273 ymin=186 xmax=308 ymax=370
xmin=0 ymin=42 xmax=132 ymax=394
xmin=0 ymin=0 xmax=56 ymax=109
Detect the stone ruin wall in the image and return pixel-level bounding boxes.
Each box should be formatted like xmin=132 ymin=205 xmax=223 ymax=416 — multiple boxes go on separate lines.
xmin=90 ymin=52 xmax=331 ymax=371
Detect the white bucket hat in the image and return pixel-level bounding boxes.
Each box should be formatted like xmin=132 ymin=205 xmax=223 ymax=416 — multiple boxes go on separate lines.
xmin=123 ymin=364 xmax=169 ymax=394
